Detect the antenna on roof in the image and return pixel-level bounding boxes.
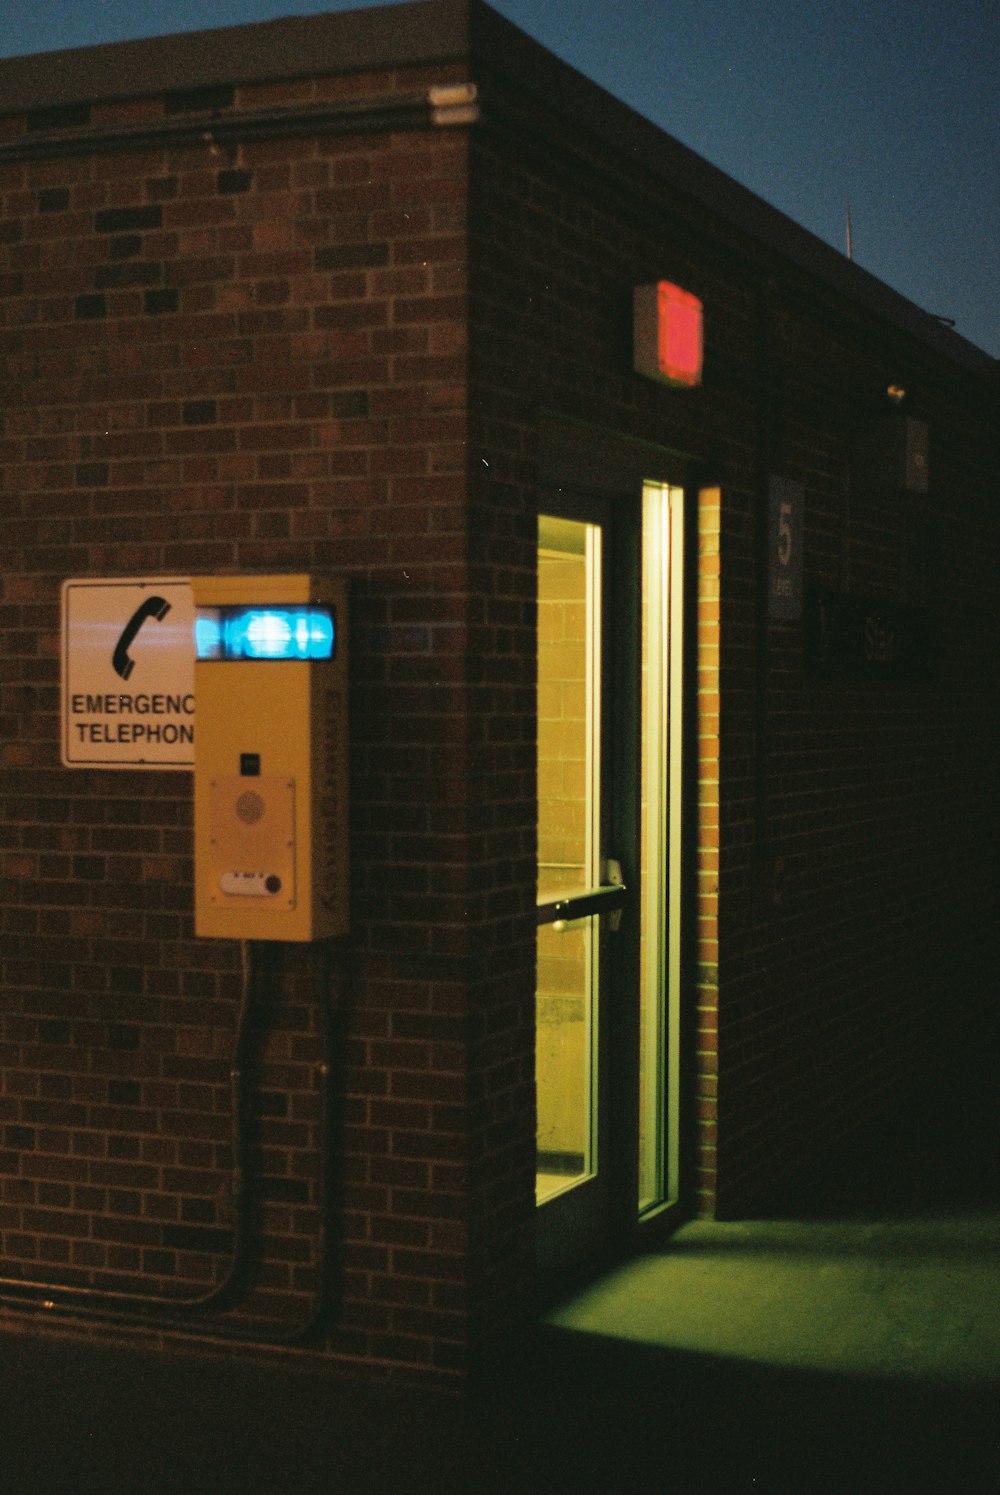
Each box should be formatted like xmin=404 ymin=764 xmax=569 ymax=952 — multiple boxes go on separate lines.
xmin=845 ymin=203 xmax=854 ymax=262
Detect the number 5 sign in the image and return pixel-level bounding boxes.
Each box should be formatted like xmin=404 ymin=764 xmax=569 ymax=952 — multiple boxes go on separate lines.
xmin=767 ymin=477 xmax=804 ymax=621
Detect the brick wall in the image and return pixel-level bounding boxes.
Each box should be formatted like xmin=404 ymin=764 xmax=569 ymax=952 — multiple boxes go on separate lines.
xmin=0 ymin=63 xmax=515 ymax=1383
xmin=465 ymin=68 xmax=996 ymax=1222
xmin=694 ymin=487 xmax=722 ymax=1214
xmin=0 ymin=17 xmax=996 ymax=1382
xmin=713 ymin=329 xmax=998 ymax=1214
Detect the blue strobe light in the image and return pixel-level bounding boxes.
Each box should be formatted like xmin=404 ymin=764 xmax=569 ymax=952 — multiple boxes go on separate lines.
xmin=195 ymin=606 xmax=336 ymax=661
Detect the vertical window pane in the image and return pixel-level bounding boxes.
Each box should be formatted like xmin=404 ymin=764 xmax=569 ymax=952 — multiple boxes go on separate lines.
xmin=536 ymin=517 xmax=600 ymax=1205
xmin=639 ymin=487 xmax=667 ymax=1210
xmin=535 ymin=918 xmax=597 ymax=1202
xmin=638 ymin=484 xmax=682 ymax=1215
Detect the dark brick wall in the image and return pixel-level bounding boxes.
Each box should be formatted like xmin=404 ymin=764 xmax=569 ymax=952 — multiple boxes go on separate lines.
xmin=1 ymin=31 xmax=996 ymax=1382
xmin=713 ymin=322 xmax=998 ymax=1213
xmin=463 ymin=69 xmax=997 ymax=1220
xmin=0 ymin=64 xmax=496 ymax=1384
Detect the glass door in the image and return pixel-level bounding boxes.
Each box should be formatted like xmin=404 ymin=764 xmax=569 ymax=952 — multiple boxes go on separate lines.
xmin=536 ymin=510 xmax=620 ymax=1274
xmin=536 ymin=483 xmax=684 ymax=1284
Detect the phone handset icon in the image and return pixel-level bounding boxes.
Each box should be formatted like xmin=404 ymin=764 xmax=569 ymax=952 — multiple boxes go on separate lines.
xmin=112 ymin=596 xmax=171 ymax=681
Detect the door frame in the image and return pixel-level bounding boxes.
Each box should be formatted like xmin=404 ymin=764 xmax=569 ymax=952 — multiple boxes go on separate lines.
xmin=535 ymin=491 xmax=639 ymax=1286
xmin=535 ymin=416 xmax=697 ymax=1289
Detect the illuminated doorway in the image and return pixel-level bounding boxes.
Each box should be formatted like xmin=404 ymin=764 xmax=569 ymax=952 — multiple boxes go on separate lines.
xmin=536 ymin=484 xmax=684 ymax=1282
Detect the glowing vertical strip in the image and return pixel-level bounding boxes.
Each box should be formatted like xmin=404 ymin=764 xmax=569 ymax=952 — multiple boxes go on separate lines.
xmin=639 ymin=483 xmax=684 ymax=1213
xmin=585 ymin=522 xmax=602 ymax=1174
xmin=640 ymin=485 xmax=668 ymax=1208
xmin=666 ymin=485 xmax=685 ymax=1203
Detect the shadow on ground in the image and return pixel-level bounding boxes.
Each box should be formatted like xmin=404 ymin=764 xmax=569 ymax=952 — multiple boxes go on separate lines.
xmin=2 ymin=1313 xmax=994 ymax=1495
xmin=1 ymin=1046 xmax=996 ymax=1494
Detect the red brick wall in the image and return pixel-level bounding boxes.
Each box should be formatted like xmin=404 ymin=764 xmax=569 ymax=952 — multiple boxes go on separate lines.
xmin=694 ymin=488 xmax=722 ymax=1214
xmin=1 ymin=35 xmax=996 ymax=1382
xmin=0 ymin=65 xmax=511 ymax=1383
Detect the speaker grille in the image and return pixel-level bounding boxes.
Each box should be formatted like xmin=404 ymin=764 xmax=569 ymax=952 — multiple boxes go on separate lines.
xmin=235 ymin=790 xmax=266 ymax=825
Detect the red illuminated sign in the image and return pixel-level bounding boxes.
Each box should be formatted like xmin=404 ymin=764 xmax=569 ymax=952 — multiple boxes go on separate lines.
xmin=633 ymin=281 xmax=703 ymax=387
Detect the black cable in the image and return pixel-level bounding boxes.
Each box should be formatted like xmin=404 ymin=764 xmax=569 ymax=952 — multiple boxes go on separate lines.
xmin=0 ymin=940 xmax=336 ymax=1348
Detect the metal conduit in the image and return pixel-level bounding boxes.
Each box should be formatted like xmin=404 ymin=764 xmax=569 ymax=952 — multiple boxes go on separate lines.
xmin=0 ymin=941 xmax=337 ymax=1348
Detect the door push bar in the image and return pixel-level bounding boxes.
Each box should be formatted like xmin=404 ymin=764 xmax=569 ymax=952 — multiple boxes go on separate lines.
xmin=537 ymin=860 xmax=627 ymax=931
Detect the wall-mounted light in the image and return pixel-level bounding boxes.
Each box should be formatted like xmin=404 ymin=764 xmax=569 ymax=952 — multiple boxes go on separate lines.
xmin=634 ymin=281 xmax=703 ymax=387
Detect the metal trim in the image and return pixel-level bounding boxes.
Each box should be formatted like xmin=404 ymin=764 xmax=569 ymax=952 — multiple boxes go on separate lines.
xmin=0 ymin=87 xmax=478 ymax=163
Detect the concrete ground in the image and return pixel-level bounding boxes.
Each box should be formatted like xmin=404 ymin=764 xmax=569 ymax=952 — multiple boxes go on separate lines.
xmin=537 ymin=1076 xmax=1000 ymax=1494
xmin=1 ymin=1049 xmax=996 ymax=1495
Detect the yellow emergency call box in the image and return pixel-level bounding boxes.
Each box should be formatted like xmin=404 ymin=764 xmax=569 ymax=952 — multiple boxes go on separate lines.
xmin=192 ymin=574 xmax=348 ymax=942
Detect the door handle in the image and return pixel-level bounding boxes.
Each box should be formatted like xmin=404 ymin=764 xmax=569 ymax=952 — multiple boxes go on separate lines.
xmin=537 ymin=860 xmax=627 ymax=930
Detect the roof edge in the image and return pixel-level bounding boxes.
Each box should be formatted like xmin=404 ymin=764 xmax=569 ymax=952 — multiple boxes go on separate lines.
xmin=0 ymin=0 xmax=472 ymax=113
xmin=466 ymin=3 xmax=996 ymax=374
xmin=0 ymin=0 xmax=993 ymax=373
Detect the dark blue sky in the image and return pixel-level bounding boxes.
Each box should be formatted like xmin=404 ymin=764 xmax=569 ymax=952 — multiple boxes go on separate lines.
xmin=3 ymin=0 xmax=997 ymax=357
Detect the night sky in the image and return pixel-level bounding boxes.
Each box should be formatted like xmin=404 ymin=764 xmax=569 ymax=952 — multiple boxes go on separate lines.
xmin=3 ymin=0 xmax=997 ymax=358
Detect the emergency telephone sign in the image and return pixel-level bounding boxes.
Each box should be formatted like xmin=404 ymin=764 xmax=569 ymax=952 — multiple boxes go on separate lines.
xmin=61 ymin=578 xmax=195 ymax=768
